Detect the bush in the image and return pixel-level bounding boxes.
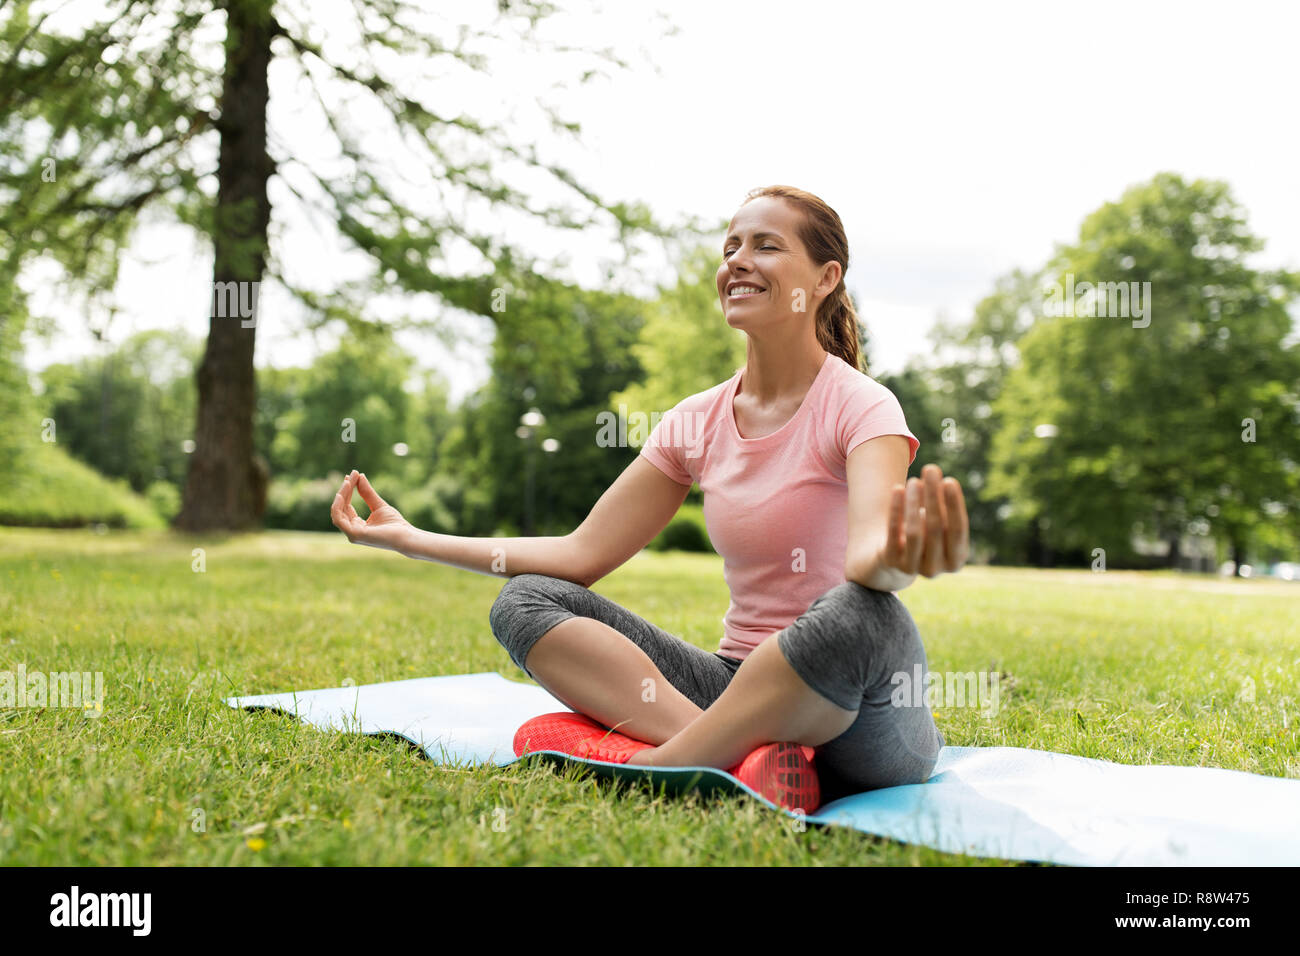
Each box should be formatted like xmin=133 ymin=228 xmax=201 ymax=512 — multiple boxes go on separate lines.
xmin=263 ymin=474 xmax=345 ymax=532
xmin=1 ymin=440 xmax=165 ymax=529
xmin=145 ymin=480 xmax=182 ymax=522
xmin=392 ymin=473 xmax=460 ymax=535
xmin=262 ymin=471 xmax=463 ymax=534
xmin=649 ymin=504 xmax=714 ymax=553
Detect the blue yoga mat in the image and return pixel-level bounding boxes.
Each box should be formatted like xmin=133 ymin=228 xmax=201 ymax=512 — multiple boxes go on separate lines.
xmin=225 ymin=671 xmax=1300 ymax=866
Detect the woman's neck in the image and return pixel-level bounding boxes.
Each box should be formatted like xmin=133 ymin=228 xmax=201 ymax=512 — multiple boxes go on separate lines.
xmin=739 ymin=333 xmax=828 ymax=403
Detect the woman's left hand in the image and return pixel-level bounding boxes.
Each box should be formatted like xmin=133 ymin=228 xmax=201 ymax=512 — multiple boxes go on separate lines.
xmin=857 ymin=464 xmax=970 ymax=591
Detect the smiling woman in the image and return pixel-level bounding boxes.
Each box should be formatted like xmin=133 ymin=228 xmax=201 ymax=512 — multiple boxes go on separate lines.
xmin=718 ymin=185 xmax=865 ymax=376
xmin=333 ymin=185 xmax=970 ymax=811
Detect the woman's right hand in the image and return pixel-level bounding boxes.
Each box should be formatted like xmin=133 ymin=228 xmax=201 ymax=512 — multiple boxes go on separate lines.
xmin=331 ymin=470 xmax=412 ymax=552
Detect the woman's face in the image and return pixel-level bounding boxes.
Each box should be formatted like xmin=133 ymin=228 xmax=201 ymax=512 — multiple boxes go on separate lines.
xmin=716 ymin=196 xmax=840 ymax=335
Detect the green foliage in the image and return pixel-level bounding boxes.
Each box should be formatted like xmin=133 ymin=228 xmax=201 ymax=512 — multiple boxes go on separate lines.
xmin=144 ymin=480 xmax=182 ymax=522
xmin=263 ymin=475 xmax=347 ymax=534
xmin=0 ymin=143 xmax=37 ymax=481
xmin=263 ymin=470 xmax=463 ymax=535
xmin=985 ymin=173 xmax=1300 ymax=565
xmin=36 ymin=330 xmax=200 ymax=490
xmin=3 ymin=302 xmax=169 ymax=530
xmin=887 ymin=174 xmax=1300 ymax=568
xmin=878 ymin=268 xmax=1046 ymax=563
xmin=649 ymin=504 xmax=714 ymax=553
xmin=0 ymin=299 xmax=32 ymax=474
xmin=2 ymin=440 xmax=164 ymax=529
xmin=1 ymin=0 xmax=689 ymax=530
xmin=259 ymin=328 xmax=418 ymax=479
xmin=611 ymin=244 xmax=747 ymax=423
xmin=387 ymin=472 xmax=461 ymax=536
xmin=441 ymin=277 xmax=648 ymax=536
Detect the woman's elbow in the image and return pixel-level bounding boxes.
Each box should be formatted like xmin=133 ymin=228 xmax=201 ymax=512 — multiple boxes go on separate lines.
xmin=558 ymin=533 xmax=605 ymax=589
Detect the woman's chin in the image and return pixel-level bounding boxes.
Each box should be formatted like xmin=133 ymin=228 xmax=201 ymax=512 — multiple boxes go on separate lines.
xmin=724 ymin=311 xmax=768 ymax=332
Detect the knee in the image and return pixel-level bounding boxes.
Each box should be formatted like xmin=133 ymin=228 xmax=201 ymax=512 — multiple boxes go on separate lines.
xmin=819 ymin=581 xmax=916 ymax=639
xmin=803 ymin=581 xmax=923 ymax=673
xmin=488 ymin=573 xmax=547 ymax=645
xmin=488 ymin=572 xmax=587 ymax=648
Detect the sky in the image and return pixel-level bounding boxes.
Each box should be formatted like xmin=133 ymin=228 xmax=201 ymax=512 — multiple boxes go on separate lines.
xmin=19 ymin=0 xmax=1300 ymax=404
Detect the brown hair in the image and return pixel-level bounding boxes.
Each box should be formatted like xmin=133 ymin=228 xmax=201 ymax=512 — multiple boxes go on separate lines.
xmin=739 ymin=185 xmax=864 ymax=372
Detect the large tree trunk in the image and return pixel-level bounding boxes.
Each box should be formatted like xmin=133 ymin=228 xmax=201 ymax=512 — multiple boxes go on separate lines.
xmin=175 ymin=0 xmax=275 ymax=531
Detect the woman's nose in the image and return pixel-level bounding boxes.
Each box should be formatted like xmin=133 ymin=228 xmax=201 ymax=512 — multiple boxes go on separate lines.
xmin=727 ymin=251 xmax=755 ymax=274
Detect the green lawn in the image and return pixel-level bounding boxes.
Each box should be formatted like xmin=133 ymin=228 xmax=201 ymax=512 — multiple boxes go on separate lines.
xmin=1 ymin=528 xmax=1296 ymax=866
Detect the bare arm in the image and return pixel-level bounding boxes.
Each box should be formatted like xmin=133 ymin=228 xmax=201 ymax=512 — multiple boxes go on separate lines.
xmin=330 ymin=459 xmax=691 ymax=588
xmin=844 ymin=438 xmax=970 ymax=592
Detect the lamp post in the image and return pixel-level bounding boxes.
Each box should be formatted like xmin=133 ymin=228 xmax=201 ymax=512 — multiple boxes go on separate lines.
xmin=1034 ymin=424 xmax=1058 ymax=567
xmin=540 ymin=437 xmax=559 ymax=533
xmin=518 ymin=407 xmax=546 ymax=535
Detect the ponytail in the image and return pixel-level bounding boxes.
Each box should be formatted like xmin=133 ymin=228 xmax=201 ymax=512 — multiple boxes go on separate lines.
xmin=815 ymin=285 xmax=863 ymax=373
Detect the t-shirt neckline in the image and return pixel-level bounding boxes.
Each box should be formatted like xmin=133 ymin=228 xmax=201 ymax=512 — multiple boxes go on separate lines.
xmin=727 ymin=350 xmax=835 ymax=444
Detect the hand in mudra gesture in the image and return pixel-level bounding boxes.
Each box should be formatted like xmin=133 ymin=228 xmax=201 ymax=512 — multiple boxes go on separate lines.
xmin=331 ymin=470 xmax=411 ymax=551
xmin=861 ymin=463 xmax=970 ymax=591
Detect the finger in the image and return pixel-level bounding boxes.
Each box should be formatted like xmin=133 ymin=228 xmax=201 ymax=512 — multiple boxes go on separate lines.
xmin=943 ymin=477 xmax=969 ymax=569
xmin=332 ymin=474 xmax=351 ymax=509
xmin=338 ymin=475 xmax=360 ymax=522
xmin=356 ymin=472 xmax=387 ymax=511
xmin=331 ymin=488 xmax=358 ymax=537
xmin=921 ymin=465 xmax=948 ymax=576
xmin=883 ymin=484 xmax=906 ymax=566
xmin=901 ymin=478 xmax=924 ymax=574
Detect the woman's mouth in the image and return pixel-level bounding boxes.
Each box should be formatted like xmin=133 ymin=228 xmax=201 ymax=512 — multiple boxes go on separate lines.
xmin=728 ymin=285 xmax=766 ymax=299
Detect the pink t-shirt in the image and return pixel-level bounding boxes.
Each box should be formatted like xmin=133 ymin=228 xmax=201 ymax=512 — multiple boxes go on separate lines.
xmin=638 ymin=351 xmax=919 ymax=661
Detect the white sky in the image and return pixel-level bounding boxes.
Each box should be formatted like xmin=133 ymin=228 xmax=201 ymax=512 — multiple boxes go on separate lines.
xmin=20 ymin=0 xmax=1300 ymax=404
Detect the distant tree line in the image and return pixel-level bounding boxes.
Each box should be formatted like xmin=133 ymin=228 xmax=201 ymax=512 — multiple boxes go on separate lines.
xmin=7 ymin=173 xmax=1298 ymax=569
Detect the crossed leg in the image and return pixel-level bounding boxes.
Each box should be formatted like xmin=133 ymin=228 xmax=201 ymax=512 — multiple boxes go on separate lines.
xmin=490 ymin=574 xmax=942 ymax=790
xmin=625 ymin=634 xmax=858 ymax=769
xmin=520 ymin=615 xmax=709 ymax=746
xmin=490 ymin=573 xmax=737 ymax=746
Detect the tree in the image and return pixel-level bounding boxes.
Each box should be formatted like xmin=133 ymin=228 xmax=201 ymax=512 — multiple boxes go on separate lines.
xmin=986 ymin=173 xmax=1300 ymax=569
xmin=877 ymin=268 xmax=1046 ymax=563
xmin=611 ymin=242 xmax=747 ymax=423
xmin=0 ymin=276 xmax=33 ymax=470
xmin=37 ymin=329 xmax=200 ymax=490
xmin=441 ymin=273 xmax=646 ymax=536
xmin=1 ymin=0 xmax=690 ymax=530
xmin=266 ymin=327 xmax=416 ymax=478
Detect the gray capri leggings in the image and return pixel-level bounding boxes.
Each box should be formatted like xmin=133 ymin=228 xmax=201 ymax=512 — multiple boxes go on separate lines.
xmin=489 ymin=573 xmax=946 ymax=800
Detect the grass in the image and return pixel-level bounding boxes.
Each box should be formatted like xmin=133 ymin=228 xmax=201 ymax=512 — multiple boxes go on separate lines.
xmin=1 ymin=441 xmax=164 ymax=529
xmin=0 ymin=527 xmax=1296 ymax=866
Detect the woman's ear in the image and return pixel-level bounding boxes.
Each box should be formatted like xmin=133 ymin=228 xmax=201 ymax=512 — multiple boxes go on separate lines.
xmin=816 ymin=260 xmax=843 ymax=298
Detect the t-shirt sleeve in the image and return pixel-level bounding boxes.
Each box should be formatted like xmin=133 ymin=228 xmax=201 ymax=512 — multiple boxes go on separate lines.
xmin=638 ymin=404 xmax=695 ymax=486
xmin=837 ymin=378 xmax=920 ymax=466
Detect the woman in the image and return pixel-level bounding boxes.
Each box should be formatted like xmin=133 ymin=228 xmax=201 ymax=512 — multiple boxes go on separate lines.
xmin=331 ymin=185 xmax=969 ymax=813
